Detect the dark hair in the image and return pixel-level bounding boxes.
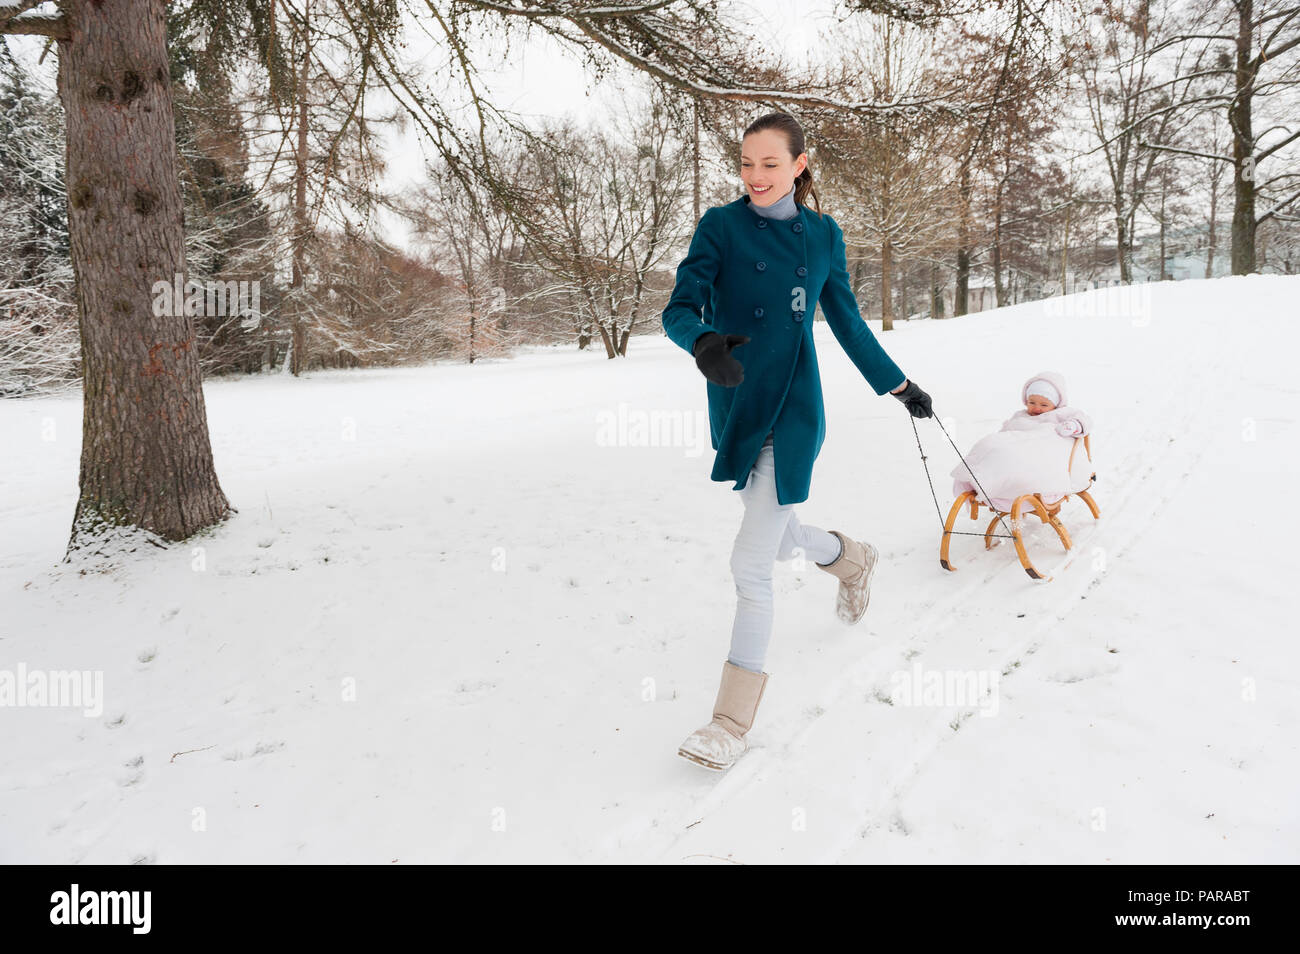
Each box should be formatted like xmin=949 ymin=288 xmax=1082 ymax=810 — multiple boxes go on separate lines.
xmin=742 ymin=112 xmax=822 ymax=217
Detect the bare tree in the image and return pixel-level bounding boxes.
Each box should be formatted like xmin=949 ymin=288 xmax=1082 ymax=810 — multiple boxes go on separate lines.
xmin=931 ymin=0 xmax=1059 ymax=314
xmin=406 ymin=140 xmax=532 ymax=364
xmin=509 ymin=86 xmax=694 ymax=357
xmin=168 ymin=9 xmax=279 ymax=376
xmin=980 ymin=55 xmax=1062 ymax=306
xmin=820 ymin=15 xmax=963 ymax=329
xmin=1069 ymin=0 xmax=1214 ymax=282
xmin=226 ymin=0 xmax=410 ymax=375
xmin=1133 ymin=0 xmax=1300 ymax=273
xmin=1195 ymin=107 xmax=1233 ymax=276
xmin=0 ymin=47 xmax=78 ymax=395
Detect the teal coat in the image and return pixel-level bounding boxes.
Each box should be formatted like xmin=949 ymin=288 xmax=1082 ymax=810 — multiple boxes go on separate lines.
xmin=661 ymin=195 xmax=907 ymax=505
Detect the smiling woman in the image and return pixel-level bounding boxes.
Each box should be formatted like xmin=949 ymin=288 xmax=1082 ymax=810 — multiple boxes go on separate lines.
xmin=661 ymin=111 xmax=935 ymax=772
xmin=741 ymin=127 xmax=809 ymax=203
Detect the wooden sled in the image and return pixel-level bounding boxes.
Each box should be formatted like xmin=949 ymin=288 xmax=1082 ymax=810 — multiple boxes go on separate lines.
xmin=940 ymin=435 xmax=1100 ymax=581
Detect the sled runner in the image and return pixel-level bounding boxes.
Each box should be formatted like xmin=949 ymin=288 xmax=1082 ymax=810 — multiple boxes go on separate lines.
xmin=940 ymin=435 xmax=1099 ymax=581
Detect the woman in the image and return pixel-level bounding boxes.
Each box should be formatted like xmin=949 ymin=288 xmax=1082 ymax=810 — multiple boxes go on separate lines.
xmin=661 ymin=112 xmax=934 ymax=771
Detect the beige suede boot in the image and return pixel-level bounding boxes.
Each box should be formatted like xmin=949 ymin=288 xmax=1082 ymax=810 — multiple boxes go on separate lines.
xmin=816 ymin=530 xmax=879 ymax=625
xmin=677 ymin=661 xmax=769 ymax=771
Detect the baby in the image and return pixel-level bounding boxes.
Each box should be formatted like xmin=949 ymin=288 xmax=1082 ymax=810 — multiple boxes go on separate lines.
xmin=950 ymin=371 xmax=1093 ymax=512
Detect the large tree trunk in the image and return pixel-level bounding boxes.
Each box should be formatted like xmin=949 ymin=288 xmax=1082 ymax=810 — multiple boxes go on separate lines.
xmin=1158 ymin=173 xmax=1168 ymax=279
xmin=290 ymin=17 xmax=311 ymax=376
xmin=880 ymin=239 xmax=893 ymax=332
xmin=991 ymin=239 xmax=1005 ymax=307
xmin=595 ymin=320 xmax=616 ymax=358
xmin=692 ymin=97 xmax=701 ymax=225
xmin=898 ymin=262 xmax=908 ymax=321
xmin=954 ymin=165 xmax=972 ymax=316
xmin=1114 ymin=209 xmax=1131 ymax=283
xmin=1229 ymin=0 xmax=1256 ymax=275
xmin=1060 ymin=198 xmax=1071 ymax=293
xmin=57 ymin=0 xmax=233 ymax=552
xmin=992 ymin=180 xmax=1006 ymax=307
xmin=954 ymin=247 xmax=969 ymax=316
xmin=1206 ymin=160 xmax=1219 ymax=278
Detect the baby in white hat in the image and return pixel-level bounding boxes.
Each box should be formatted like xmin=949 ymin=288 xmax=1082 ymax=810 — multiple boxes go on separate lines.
xmin=949 ymin=371 xmax=1093 ymax=510
xmin=1017 ymin=371 xmax=1091 ymax=437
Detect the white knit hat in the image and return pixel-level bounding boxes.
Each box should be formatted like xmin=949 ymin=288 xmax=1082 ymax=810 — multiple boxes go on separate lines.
xmin=1026 ymin=379 xmax=1060 ymax=406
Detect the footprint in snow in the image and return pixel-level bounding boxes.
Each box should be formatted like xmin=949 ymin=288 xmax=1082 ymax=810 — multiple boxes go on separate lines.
xmin=222 ymin=741 xmax=286 ymax=761
xmin=1045 ymin=660 xmax=1120 ymax=684
xmin=453 ymin=680 xmax=497 ymax=705
xmin=117 ymin=766 xmax=144 ymax=787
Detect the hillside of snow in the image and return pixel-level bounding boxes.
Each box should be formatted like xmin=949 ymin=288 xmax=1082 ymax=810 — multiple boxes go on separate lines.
xmin=2 ymin=274 xmax=1297 ymax=863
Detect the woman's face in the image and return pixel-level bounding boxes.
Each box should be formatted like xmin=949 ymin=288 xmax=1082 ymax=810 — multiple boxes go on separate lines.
xmin=740 ymin=129 xmax=807 ymax=206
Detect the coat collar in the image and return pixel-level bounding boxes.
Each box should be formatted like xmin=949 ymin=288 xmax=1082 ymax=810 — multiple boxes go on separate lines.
xmin=736 ymin=193 xmax=807 ymax=228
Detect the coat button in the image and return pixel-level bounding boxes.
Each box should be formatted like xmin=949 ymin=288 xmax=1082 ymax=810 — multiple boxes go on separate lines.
xmin=755 ymin=261 xmax=766 ymax=271
xmin=793 ymin=312 xmax=805 ymax=323
xmin=792 ymin=222 xmax=803 ymax=233
xmin=754 ymin=307 xmax=764 ymax=318
xmin=756 ymin=219 xmax=767 ymax=228
xmin=795 ymin=265 xmax=807 ymax=277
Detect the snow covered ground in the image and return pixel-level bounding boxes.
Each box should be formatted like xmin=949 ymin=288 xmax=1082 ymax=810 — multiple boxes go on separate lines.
xmin=2 ymin=274 xmax=1297 ymax=864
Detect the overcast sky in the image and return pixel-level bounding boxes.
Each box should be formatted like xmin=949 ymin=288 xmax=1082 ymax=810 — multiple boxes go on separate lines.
xmin=373 ymin=0 xmax=850 ymax=247
xmin=4 ymin=0 xmax=850 ymax=250
xmin=473 ymin=0 xmax=845 ymax=121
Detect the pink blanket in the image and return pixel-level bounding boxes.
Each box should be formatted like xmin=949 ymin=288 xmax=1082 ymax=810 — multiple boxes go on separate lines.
xmin=950 ymin=407 xmax=1094 ymax=512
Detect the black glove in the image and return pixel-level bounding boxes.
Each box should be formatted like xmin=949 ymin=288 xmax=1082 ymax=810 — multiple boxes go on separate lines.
xmin=692 ymin=332 xmax=750 ymax=388
xmin=891 ymin=379 xmax=933 ymax=418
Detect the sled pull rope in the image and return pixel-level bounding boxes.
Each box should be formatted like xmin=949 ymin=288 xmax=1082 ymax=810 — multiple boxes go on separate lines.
xmin=910 ymin=413 xmax=1017 ymax=541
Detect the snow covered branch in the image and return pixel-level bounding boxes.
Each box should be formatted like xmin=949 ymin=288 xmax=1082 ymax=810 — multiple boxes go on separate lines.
xmin=0 ymin=1 xmax=68 ymax=39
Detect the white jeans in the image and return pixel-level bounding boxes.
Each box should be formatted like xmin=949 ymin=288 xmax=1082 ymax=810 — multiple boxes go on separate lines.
xmin=727 ymin=434 xmax=842 ymax=673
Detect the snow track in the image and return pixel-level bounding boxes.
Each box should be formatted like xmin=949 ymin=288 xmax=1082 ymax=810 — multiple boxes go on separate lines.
xmin=655 ymin=294 xmax=1249 ymax=864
